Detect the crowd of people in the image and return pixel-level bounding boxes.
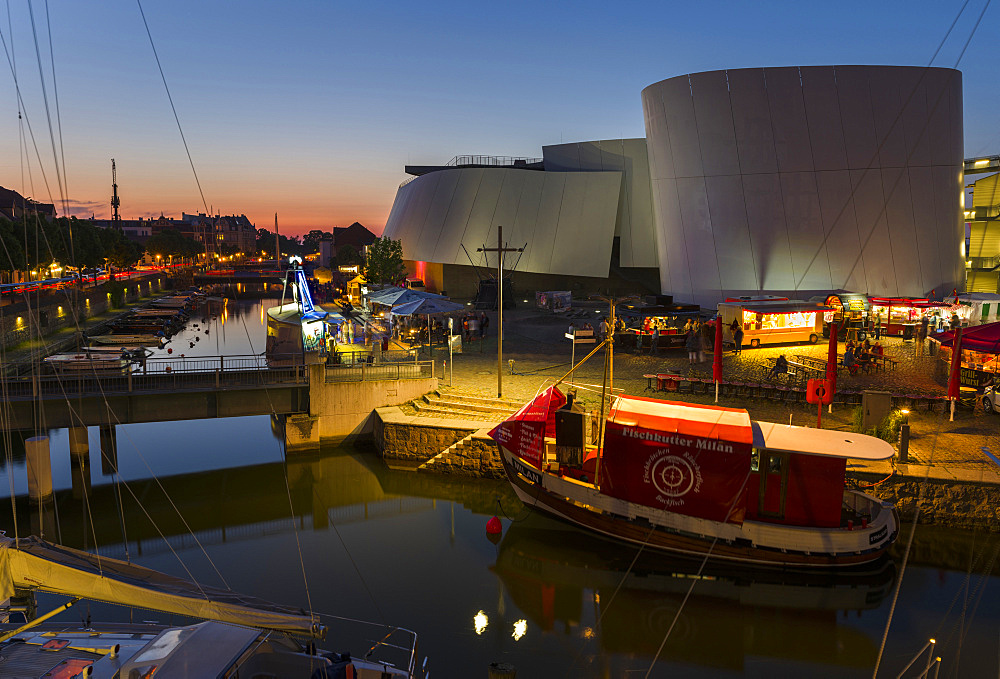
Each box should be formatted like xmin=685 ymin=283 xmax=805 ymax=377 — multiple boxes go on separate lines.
xmin=842 ymin=338 xmax=885 ymax=375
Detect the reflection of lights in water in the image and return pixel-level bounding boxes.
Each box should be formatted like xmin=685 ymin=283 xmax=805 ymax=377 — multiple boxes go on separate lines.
xmin=581 ymin=627 xmax=595 ymax=639
xmin=261 ymin=304 xmax=265 ymax=325
xmin=512 ymin=619 xmax=526 ymax=641
xmin=473 ymin=610 xmax=488 ymax=635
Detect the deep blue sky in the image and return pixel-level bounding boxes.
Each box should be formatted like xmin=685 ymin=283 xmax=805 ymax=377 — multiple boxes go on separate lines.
xmin=0 ymin=0 xmax=996 ymax=234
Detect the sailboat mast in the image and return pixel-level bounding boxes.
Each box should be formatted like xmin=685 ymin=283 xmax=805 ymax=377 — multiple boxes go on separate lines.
xmin=274 ymin=213 xmax=280 ymax=263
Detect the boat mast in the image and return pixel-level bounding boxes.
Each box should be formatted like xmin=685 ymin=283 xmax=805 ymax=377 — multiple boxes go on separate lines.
xmin=593 ymin=298 xmax=615 ymax=489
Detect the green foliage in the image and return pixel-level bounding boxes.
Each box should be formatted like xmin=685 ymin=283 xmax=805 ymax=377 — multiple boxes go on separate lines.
xmin=362 ymin=235 xmax=404 ymax=285
xmin=851 ymin=406 xmax=906 ymax=444
xmin=336 ymin=244 xmax=360 ymax=265
xmin=0 ymin=216 xmax=142 ymax=273
xmin=302 ymin=229 xmax=332 ymax=254
xmin=145 ymin=228 xmax=203 ymax=261
xmin=255 ymin=227 xmax=303 ymax=258
xmin=104 ymin=281 xmax=128 ymax=308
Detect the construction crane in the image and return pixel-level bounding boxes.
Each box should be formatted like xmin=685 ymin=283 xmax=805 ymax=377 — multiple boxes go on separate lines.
xmin=111 ymin=159 xmax=121 ymax=229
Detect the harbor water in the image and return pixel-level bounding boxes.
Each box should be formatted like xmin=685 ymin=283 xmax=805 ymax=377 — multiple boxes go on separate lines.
xmin=0 ymin=298 xmax=997 ymax=677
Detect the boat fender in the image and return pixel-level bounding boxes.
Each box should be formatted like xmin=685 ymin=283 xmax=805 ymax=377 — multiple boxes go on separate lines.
xmin=486 ymin=516 xmax=502 ymax=536
xmin=167 ymin=348 xmax=173 ymax=354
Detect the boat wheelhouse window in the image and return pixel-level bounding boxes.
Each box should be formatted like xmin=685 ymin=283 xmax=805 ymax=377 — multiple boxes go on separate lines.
xmin=768 ymin=455 xmax=782 ymax=473
xmin=751 ymin=449 xmax=760 ymax=472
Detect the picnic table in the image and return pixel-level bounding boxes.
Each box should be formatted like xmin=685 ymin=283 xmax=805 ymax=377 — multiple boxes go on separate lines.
xmin=765 ymin=357 xmax=822 ymax=383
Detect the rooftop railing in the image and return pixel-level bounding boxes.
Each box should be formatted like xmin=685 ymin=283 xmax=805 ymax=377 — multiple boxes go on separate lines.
xmin=445 ymin=155 xmax=542 ymax=167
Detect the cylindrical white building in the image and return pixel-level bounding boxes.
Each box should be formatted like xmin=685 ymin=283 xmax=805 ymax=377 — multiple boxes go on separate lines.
xmin=641 ymin=65 xmax=964 ymax=306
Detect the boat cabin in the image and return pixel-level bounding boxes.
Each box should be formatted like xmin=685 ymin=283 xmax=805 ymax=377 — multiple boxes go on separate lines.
xmin=748 ymin=422 xmax=893 ymax=527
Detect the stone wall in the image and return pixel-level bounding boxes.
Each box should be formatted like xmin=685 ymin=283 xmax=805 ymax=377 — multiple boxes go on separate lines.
xmin=374 ymin=412 xmax=473 ymax=462
xmin=309 ymin=372 xmax=439 ymax=442
xmin=420 ymin=434 xmax=504 ymax=479
xmin=852 ymin=471 xmax=1000 ymax=531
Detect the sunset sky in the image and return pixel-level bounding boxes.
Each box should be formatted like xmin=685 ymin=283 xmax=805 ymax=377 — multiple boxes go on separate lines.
xmin=0 ymin=1 xmax=996 ymax=237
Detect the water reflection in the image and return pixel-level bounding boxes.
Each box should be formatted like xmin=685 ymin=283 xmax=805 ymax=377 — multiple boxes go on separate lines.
xmin=491 ymin=517 xmax=895 ymax=674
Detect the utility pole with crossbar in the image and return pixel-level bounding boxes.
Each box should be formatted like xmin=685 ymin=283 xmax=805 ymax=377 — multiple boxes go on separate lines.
xmin=478 ymin=225 xmax=523 ymax=398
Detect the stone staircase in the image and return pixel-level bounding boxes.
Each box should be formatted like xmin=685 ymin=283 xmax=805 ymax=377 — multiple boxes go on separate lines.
xmin=417 ymin=428 xmax=501 ymax=477
xmin=410 ymin=388 xmax=523 ymax=421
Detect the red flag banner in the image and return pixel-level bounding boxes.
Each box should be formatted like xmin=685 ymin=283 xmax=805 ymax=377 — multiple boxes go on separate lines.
xmin=489 ymin=386 xmax=566 ymax=469
xmin=598 ymin=399 xmax=753 ymax=524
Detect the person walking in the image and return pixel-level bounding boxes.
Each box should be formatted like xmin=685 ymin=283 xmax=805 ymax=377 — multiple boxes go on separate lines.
xmin=480 ymin=312 xmax=488 ymax=340
xmin=733 ymin=324 xmax=744 ymax=355
xmin=696 ymin=320 xmax=707 ymax=363
xmin=915 ymin=318 xmax=927 ymax=356
xmin=873 ymin=310 xmax=882 ymax=340
xmin=685 ymin=327 xmax=699 ymax=365
xmin=651 ymin=325 xmax=660 ymax=355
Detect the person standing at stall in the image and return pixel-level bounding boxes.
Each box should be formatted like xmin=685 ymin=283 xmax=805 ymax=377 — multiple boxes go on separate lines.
xmin=733 ymin=324 xmax=744 ymax=355
xmin=915 ymin=319 xmax=927 ymax=356
xmin=685 ymin=326 xmax=699 ymax=365
xmin=651 ymin=324 xmax=660 ymax=355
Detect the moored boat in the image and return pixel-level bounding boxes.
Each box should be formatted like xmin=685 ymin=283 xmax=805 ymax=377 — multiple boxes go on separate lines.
xmin=0 ymin=535 xmax=421 ymax=678
xmin=490 ymin=388 xmax=899 ymax=568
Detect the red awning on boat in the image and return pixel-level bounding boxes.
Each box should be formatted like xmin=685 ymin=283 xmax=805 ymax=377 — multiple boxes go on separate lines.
xmin=608 ymin=396 xmax=752 ymax=444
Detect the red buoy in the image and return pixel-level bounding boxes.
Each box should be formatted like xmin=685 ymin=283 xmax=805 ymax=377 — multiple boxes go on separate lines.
xmin=486 ymin=516 xmax=502 ymax=536
xmin=165 ymin=366 xmax=172 ymax=373
xmin=167 ymin=348 xmax=173 ymax=354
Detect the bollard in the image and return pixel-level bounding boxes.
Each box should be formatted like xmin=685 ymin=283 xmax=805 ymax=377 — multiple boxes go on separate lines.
xmin=488 ymin=662 xmax=516 ymax=678
xmin=898 ymin=423 xmax=910 ymax=463
xmin=25 ymin=436 xmax=53 ymax=503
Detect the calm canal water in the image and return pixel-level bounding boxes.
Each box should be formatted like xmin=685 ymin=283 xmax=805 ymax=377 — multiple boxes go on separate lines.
xmin=1 ymin=298 xmax=997 ymax=677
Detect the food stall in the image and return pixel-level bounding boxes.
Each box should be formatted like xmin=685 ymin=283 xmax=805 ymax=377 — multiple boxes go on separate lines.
xmin=931 ymin=322 xmax=1000 ymax=391
xmin=718 ymin=300 xmax=832 ymax=349
xmin=955 ymin=293 xmax=1000 ymax=326
xmin=867 ymin=297 xmax=955 ymax=338
xmin=616 ymin=300 xmax=701 ymax=352
xmin=814 ymin=292 xmax=869 ymax=339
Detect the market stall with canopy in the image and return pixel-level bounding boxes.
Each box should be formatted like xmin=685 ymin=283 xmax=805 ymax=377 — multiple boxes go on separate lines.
xmin=868 ymin=297 xmax=954 ymax=338
xmin=955 ymin=293 xmax=1000 ymax=325
xmin=390 ymin=297 xmax=467 ymax=350
xmin=931 ymin=321 xmax=1000 ymax=390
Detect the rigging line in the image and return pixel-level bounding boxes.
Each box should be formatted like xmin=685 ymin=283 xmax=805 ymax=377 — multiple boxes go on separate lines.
xmin=792 ymin=0 xmax=974 ymax=292
xmin=643 ymin=472 xmax=752 ymax=679
xmin=136 ymin=0 xmax=210 ymax=216
xmin=236 ymin=313 xmax=320 ymax=623
xmin=0 ymin=306 xmax=18 ymax=544
xmin=0 ymin=21 xmax=56 ymax=215
xmin=43 ymin=0 xmax=72 ymax=265
xmin=27 ymin=1 xmax=68 ymax=220
xmin=872 ymin=403 xmax=947 ymax=678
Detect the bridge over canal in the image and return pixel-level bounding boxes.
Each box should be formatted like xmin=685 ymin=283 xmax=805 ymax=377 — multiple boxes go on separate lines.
xmin=1 ymin=353 xmax=438 ymax=444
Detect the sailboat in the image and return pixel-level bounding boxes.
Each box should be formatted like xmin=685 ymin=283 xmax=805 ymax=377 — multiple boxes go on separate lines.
xmin=490 ymin=300 xmax=900 ymax=568
xmin=0 ymin=533 xmax=419 ymax=677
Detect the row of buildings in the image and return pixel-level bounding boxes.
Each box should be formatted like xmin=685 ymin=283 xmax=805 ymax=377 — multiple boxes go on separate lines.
xmin=87 ymin=212 xmax=258 ymax=257
xmin=383 ymin=64 xmax=995 ymax=306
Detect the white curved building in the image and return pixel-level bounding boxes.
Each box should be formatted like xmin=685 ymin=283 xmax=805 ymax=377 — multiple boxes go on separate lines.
xmin=384 ymin=65 xmax=965 ymax=304
xmin=642 ymin=65 xmax=964 ymax=306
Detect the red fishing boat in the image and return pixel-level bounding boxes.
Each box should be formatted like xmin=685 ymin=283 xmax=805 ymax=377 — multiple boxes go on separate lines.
xmin=490 ymin=388 xmax=898 ymax=568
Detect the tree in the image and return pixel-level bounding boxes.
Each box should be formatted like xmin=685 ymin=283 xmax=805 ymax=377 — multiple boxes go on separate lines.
xmin=362 ymin=236 xmax=405 ymax=285
xmin=336 ymin=244 xmax=360 ymax=266
xmin=108 ymin=240 xmax=144 ymax=270
xmin=145 ymin=229 xmax=203 ymax=263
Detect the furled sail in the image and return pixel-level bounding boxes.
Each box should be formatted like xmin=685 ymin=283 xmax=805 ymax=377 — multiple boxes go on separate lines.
xmin=0 ymin=536 xmax=323 ymax=638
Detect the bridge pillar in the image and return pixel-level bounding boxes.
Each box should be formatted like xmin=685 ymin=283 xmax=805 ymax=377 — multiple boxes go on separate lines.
xmin=99 ymin=425 xmax=118 ymax=476
xmin=69 ymin=427 xmax=92 ymax=501
xmin=284 ymin=414 xmax=320 ymax=454
xmin=25 ymin=436 xmax=53 ymax=503
xmin=69 ymin=426 xmax=89 ymax=456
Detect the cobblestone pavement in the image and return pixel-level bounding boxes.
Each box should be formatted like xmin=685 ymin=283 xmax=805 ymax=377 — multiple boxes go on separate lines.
xmin=432 ymin=304 xmax=1000 ymax=479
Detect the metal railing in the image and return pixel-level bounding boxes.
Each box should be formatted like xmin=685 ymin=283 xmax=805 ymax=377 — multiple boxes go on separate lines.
xmin=967 ymin=255 xmax=1000 ymax=270
xmin=445 ymin=155 xmax=542 ymax=167
xmin=325 ymin=360 xmax=434 ymax=383
xmin=0 ymin=353 xmax=307 ymax=400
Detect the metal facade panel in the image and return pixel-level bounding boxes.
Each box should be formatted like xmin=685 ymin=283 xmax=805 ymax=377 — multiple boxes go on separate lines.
xmin=487 ymin=171 xmax=529 ymax=258
xmin=526 ymin=173 xmax=567 ymax=274
xmin=869 ymin=67 xmax=908 ymax=169
xmin=764 ymin=67 xmax=813 ymax=173
xmin=801 ymin=66 xmax=849 ymax=171
xmin=643 ymin=87 xmax=676 ymax=180
xmin=704 ymin=174 xmax=756 ymax=290
xmin=651 ymin=177 xmax=688 ymax=298
xmin=421 ymin=171 xmax=461 ymax=260
xmin=906 ymin=167 xmax=945 ymax=291
xmin=551 ymin=173 xmax=619 ymax=277
xmin=835 ymin=67 xmax=878 ymax=170
xmin=897 ymin=67 xmax=932 ymax=168
xmin=934 ymin=164 xmax=965 ymax=291
xmin=541 ymin=143 xmax=581 ymax=171
xmin=461 ymin=170 xmax=506 ymax=265
xmin=850 ymin=168 xmax=897 ymax=295
xmin=577 ymin=142 xmax=604 ymax=170
xmin=881 ymin=166 xmax=921 ymax=293
xmin=742 ymin=172 xmax=793 ymax=291
xmin=690 ymin=70 xmax=740 ymax=177
xmin=814 ymin=170 xmax=867 ymax=293
xmin=675 ymin=175 xmax=720 ymax=295
xmin=660 ymin=76 xmax=704 ymax=178
xmin=382 ymin=181 xmax=416 ymax=254
xmin=620 ymin=139 xmax=658 ymax=268
xmin=402 ymin=172 xmax=441 ymax=261
xmin=434 ymin=170 xmax=483 ymax=265
xmin=727 ymin=68 xmax=778 ymax=175
xmin=779 ymin=171 xmax=833 ymax=291
xmin=508 ymin=173 xmax=545 ymax=271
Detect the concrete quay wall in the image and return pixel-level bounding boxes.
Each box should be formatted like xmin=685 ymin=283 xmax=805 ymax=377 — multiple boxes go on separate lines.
xmin=306 ymin=366 xmax=438 ymax=444
xmin=851 ymin=471 xmax=1000 ymax=531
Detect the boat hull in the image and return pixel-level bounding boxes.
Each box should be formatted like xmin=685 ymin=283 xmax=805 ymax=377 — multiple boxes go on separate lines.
xmin=499 ymin=445 xmax=896 ymax=568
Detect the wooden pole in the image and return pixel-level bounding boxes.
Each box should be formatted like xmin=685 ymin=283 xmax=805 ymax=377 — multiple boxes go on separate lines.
xmin=498 ymin=225 xmax=503 ymax=398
